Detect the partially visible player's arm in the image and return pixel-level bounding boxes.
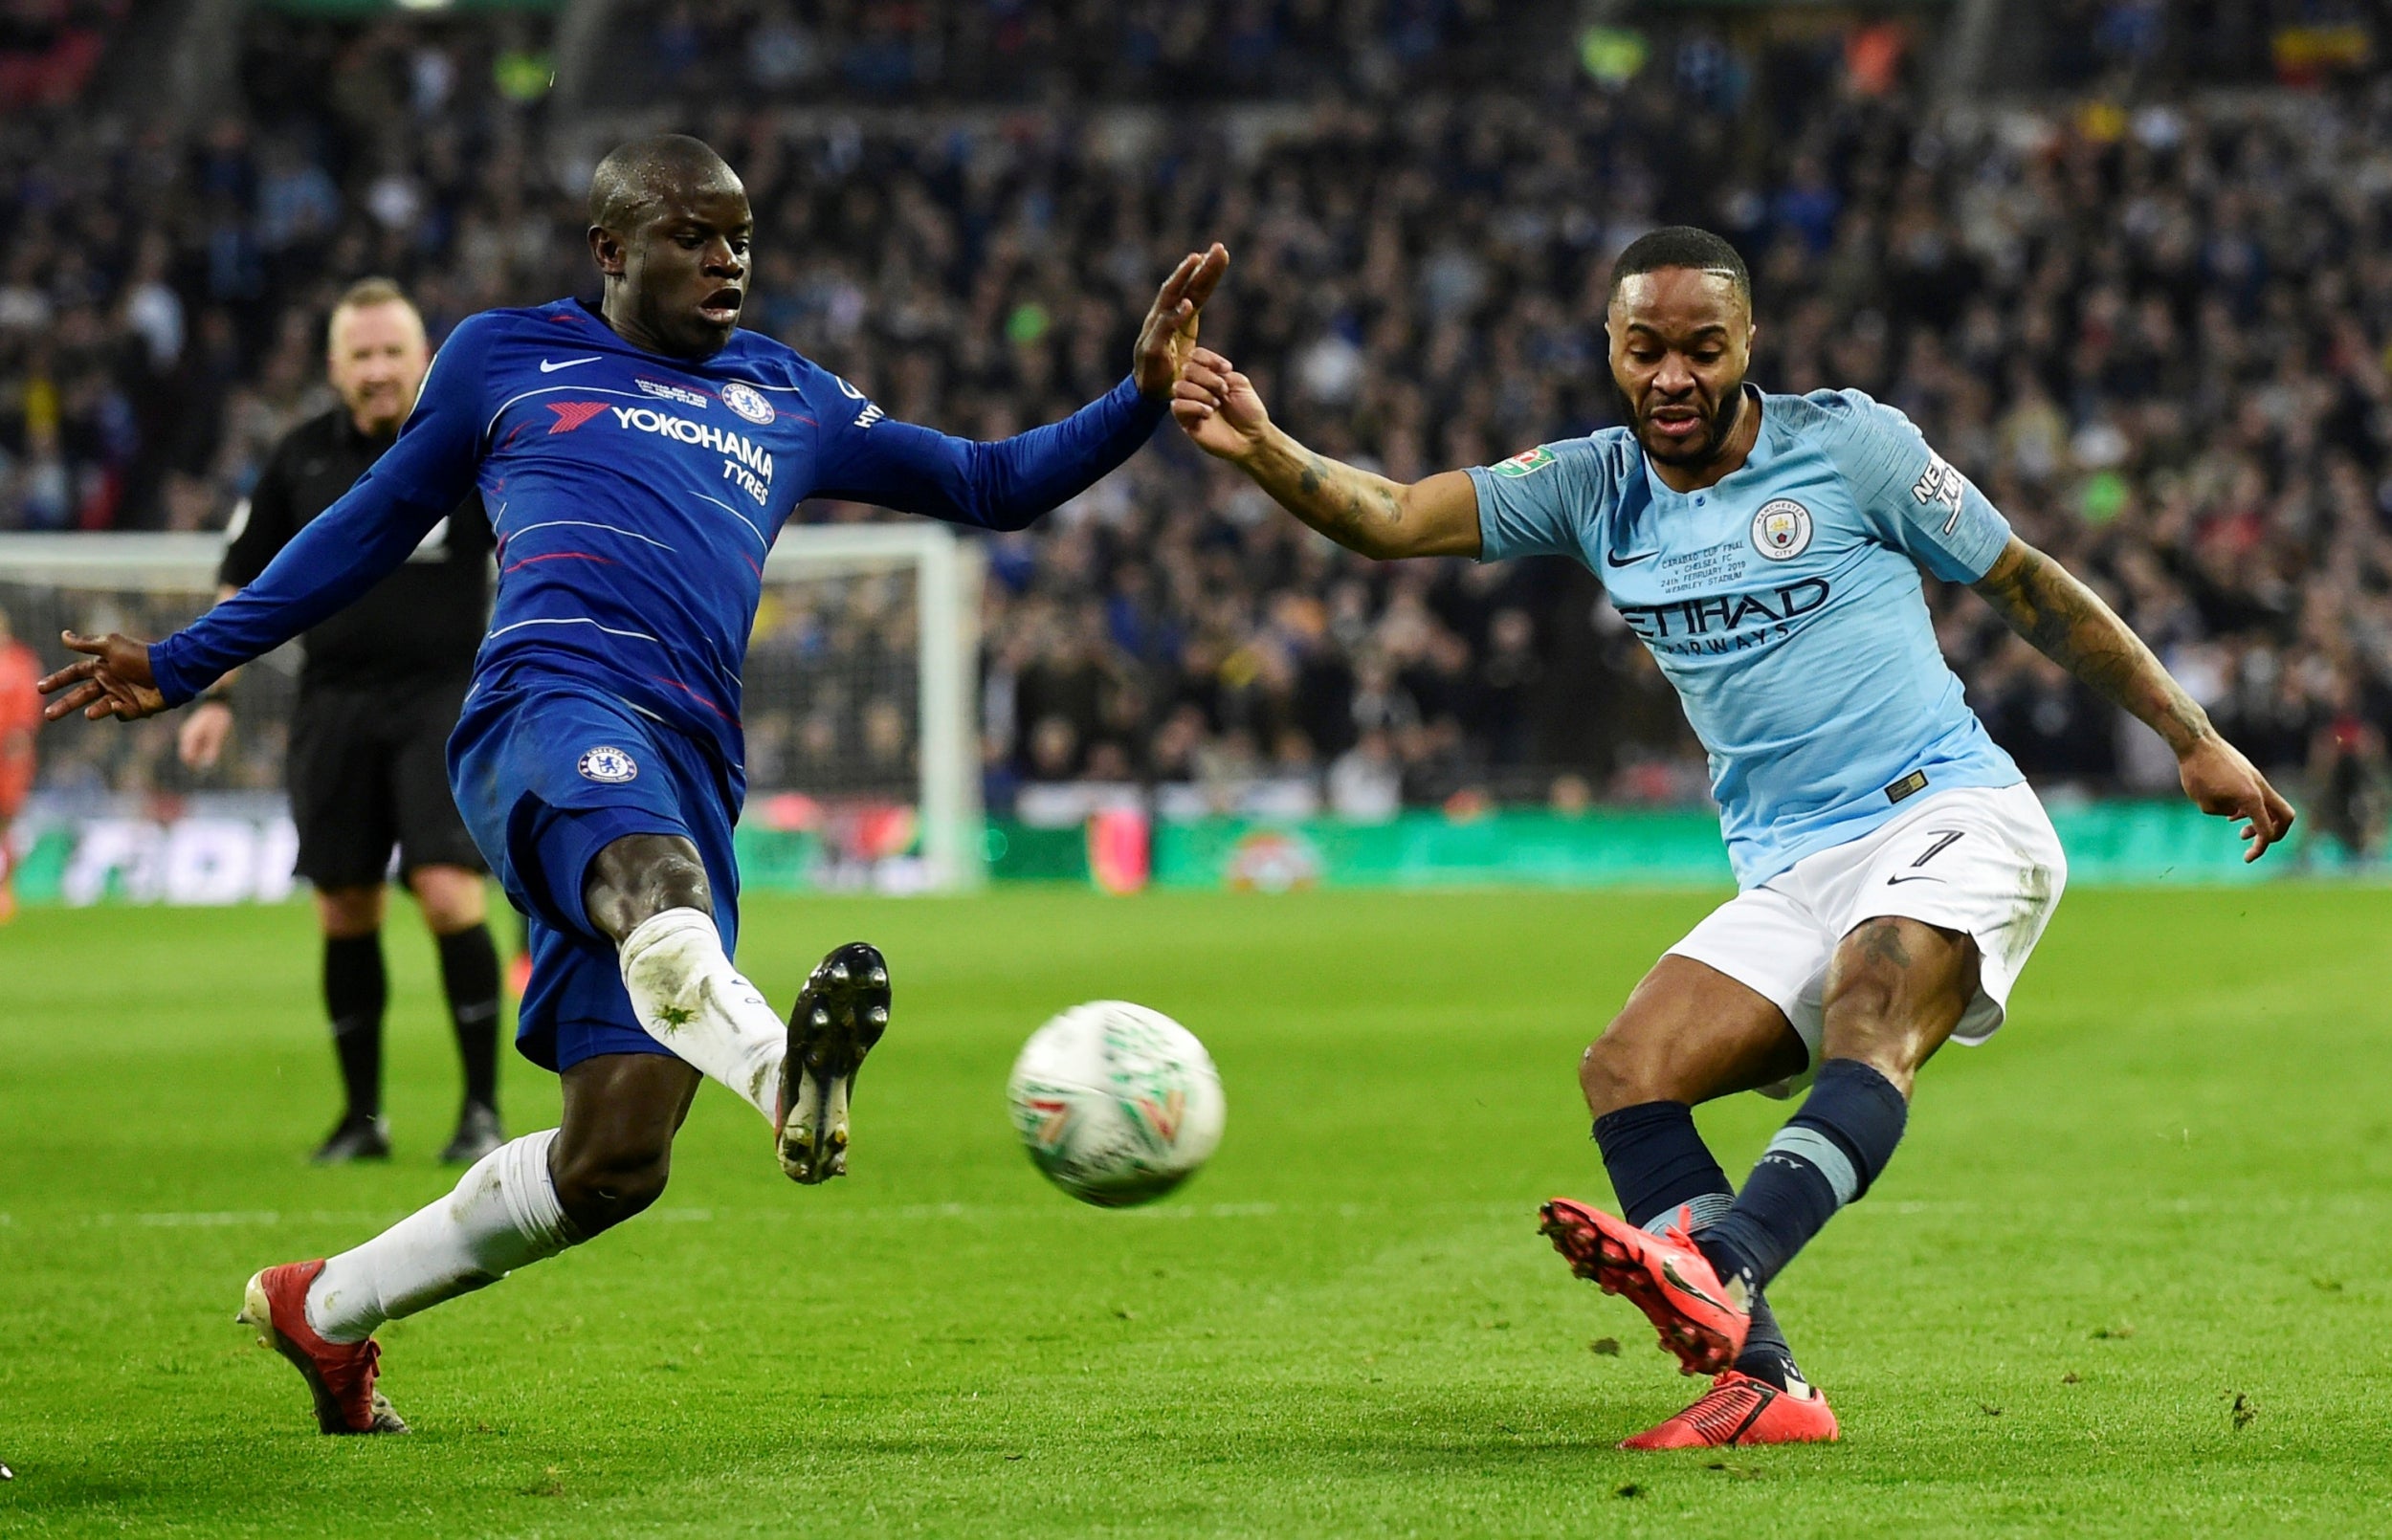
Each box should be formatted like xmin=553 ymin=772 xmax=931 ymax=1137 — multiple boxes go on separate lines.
xmin=1821 ymin=386 xmax=2293 ymax=860
xmin=810 ymin=247 xmax=1229 ymax=530
xmin=1169 ymin=346 xmax=1480 ymax=559
xmin=809 ymin=378 xmax=1165 ymax=531
xmin=1972 ymin=536 xmax=2294 ymax=860
xmin=41 ymin=317 xmax=498 ymax=724
xmin=197 ymin=451 xmax=296 ymax=707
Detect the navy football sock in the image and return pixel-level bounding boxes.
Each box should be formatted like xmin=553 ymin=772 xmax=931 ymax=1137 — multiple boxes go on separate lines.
xmin=1592 ymin=1101 xmax=1801 ymax=1389
xmin=1592 ymin=1101 xmax=1732 ymax=1232
xmin=1736 ymin=1295 xmax=1797 ymax=1390
xmin=435 ymin=923 xmax=502 ymax=1111
xmin=1699 ymin=1058 xmax=1910 ymax=1296
xmin=323 ymin=933 xmax=388 ymax=1123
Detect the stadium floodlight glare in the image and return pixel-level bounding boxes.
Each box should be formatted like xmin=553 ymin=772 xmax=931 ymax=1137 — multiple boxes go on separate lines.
xmin=0 ymin=523 xmax=985 ymax=892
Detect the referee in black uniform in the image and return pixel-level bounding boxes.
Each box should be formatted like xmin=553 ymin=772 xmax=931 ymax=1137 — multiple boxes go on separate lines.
xmin=179 ymin=277 xmax=505 ymax=1165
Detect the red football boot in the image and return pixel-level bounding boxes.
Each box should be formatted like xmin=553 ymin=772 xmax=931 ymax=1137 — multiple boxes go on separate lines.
xmin=1621 ymin=1369 xmax=1839 ymax=1450
xmin=1539 ymin=1198 xmax=1749 ymax=1375
xmin=234 ymin=1261 xmax=409 ymax=1435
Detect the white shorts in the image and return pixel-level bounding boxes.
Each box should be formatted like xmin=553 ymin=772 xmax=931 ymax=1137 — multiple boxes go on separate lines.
xmin=1668 ymin=781 xmax=2068 ymax=1098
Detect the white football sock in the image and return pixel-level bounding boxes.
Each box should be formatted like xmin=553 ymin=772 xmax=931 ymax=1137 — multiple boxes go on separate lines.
xmin=304 ymin=1129 xmax=578 ymax=1344
xmin=617 ymin=907 xmax=786 ymax=1125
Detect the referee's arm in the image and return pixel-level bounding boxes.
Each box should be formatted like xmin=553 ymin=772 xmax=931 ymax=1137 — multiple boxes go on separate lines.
xmin=179 ymin=451 xmax=299 ymax=770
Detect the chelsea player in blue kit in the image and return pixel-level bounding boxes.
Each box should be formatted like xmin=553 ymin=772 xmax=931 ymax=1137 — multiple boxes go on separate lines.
xmin=1172 ymin=227 xmax=2293 ymax=1449
xmin=42 ymin=135 xmax=1229 ymax=1435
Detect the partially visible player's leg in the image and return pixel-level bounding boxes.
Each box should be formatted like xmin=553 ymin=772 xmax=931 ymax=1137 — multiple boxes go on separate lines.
xmin=315 ymin=883 xmax=391 ymax=1162
xmin=1576 ymin=955 xmax=1812 ymax=1390
xmin=545 ymin=1051 xmax=702 ymax=1235
xmin=302 ymin=1053 xmax=698 ymax=1339
xmin=291 ymin=685 xmax=402 ymax=1160
xmin=408 ymin=863 xmax=505 ymax=1162
xmin=590 ymin=832 xmax=785 ymax=1123
xmin=1696 ymin=915 xmax=1974 ymax=1303
xmin=0 ymin=739 xmax=33 ymax=922
xmin=1549 ymin=886 xmax=1827 ymax=1371
xmin=1545 ymin=935 xmax=1845 ymax=1445
xmin=1695 ymin=785 xmax=2067 ymax=1308
xmin=394 ymin=680 xmax=508 ymax=1162
xmin=590 ymin=835 xmax=889 ymax=1182
xmin=448 ymin=676 xmax=890 ymax=1180
xmin=243 ymin=1053 xmax=698 ymax=1434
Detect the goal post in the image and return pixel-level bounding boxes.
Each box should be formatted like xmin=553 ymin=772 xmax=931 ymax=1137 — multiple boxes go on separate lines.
xmin=754 ymin=521 xmax=986 ymax=891
xmin=0 ymin=523 xmax=985 ymax=898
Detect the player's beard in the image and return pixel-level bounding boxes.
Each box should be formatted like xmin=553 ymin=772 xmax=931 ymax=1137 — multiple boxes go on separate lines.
xmin=1619 ymin=376 xmax=1746 ymax=473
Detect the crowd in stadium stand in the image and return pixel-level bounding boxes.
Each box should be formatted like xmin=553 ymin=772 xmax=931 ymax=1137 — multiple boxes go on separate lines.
xmin=5 ymin=6 xmax=2390 ymax=855
xmin=604 ymin=0 xmax=1520 ymax=104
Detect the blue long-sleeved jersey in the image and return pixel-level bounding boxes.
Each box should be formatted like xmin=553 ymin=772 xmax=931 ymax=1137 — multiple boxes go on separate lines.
xmin=151 ymin=298 xmax=1163 ymax=772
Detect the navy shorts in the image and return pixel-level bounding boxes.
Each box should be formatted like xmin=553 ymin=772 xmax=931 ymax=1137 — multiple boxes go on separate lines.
xmin=448 ymin=670 xmax=742 ymax=1074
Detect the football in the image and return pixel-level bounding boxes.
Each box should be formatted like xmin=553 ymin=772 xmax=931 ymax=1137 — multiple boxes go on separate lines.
xmin=1007 ymin=1001 xmax=1227 ymax=1207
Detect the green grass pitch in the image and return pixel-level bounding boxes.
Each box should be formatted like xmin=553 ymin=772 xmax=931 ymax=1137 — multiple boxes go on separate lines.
xmin=4 ymin=885 xmax=2390 ymax=1536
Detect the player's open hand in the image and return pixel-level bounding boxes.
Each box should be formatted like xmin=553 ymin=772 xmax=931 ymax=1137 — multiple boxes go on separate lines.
xmin=1133 ymin=244 xmax=1229 ymax=398
xmin=1170 ymin=346 xmax=1273 ymax=462
xmin=2178 ymin=733 xmax=2295 ymax=862
xmin=39 ymin=630 xmax=167 ymax=724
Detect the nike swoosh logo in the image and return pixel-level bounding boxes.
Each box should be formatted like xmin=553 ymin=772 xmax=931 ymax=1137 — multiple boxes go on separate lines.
xmin=1659 ymin=1257 xmax=1732 ymax=1313
xmin=1606 ymin=549 xmax=1659 ymax=567
xmin=1885 ymin=874 xmax=1945 ymax=886
xmin=540 ymin=356 xmax=601 ymax=373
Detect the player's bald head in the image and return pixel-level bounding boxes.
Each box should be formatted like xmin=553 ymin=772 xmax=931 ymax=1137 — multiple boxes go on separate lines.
xmin=587 ymin=134 xmax=742 ymax=231
xmin=586 ymin=134 xmax=754 ymax=358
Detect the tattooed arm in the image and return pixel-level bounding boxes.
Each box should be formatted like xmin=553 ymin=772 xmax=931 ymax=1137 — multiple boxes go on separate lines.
xmin=1169 ymin=346 xmax=1480 ymax=560
xmin=1972 ymin=536 xmax=2295 ymax=860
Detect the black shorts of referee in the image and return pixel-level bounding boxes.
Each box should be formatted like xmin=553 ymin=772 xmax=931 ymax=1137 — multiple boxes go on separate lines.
xmin=287 ymin=674 xmax=486 ymax=887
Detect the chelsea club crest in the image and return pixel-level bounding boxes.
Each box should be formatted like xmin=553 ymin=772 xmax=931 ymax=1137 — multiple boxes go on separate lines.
xmin=577 ymin=746 xmax=639 ymax=783
xmin=1751 ymin=498 xmax=1813 ymax=561
xmin=719 ymin=381 xmax=776 ymax=425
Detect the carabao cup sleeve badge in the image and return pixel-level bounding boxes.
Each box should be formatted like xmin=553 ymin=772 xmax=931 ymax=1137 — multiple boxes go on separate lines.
xmin=1494 ymin=445 xmax=1556 ymax=478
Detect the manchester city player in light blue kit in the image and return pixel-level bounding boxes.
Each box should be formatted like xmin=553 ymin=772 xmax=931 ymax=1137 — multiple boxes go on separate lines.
xmin=43 ymin=135 xmax=1229 ymax=1435
xmin=1170 ymin=227 xmax=2293 ymax=1449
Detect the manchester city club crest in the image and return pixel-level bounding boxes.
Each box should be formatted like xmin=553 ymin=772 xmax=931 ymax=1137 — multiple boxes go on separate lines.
xmin=577 ymin=746 xmax=639 ymax=783
xmin=1751 ymin=498 xmax=1814 ymax=561
xmin=719 ymin=381 xmax=776 ymax=425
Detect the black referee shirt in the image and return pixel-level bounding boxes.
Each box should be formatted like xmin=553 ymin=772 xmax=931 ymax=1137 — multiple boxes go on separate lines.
xmin=220 ymin=407 xmax=493 ymax=690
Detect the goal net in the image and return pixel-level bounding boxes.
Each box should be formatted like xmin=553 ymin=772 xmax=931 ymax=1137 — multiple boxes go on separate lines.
xmin=0 ymin=524 xmax=984 ymax=904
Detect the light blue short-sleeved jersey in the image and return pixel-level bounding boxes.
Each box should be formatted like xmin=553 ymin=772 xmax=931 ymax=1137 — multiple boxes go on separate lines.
xmin=1468 ymin=386 xmax=2023 ymax=887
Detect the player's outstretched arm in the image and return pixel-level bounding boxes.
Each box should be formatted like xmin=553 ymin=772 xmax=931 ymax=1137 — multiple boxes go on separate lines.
xmin=1971 ymin=536 xmax=2294 ymax=861
xmin=45 ymin=318 xmax=496 ymax=726
xmin=809 ymin=247 xmax=1229 ymax=531
xmin=1171 ymin=346 xmax=1479 ymax=560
